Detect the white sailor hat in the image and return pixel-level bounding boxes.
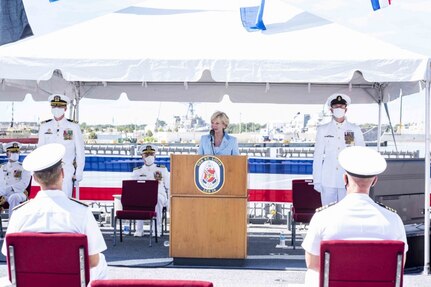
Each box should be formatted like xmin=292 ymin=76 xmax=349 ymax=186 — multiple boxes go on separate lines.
xmin=48 ymin=94 xmax=70 ymax=107
xmin=4 ymin=141 xmax=21 ymax=152
xmin=23 ymin=143 xmax=66 ymax=172
xmin=326 ymin=93 xmax=351 ymax=107
xmin=138 ymin=144 xmax=158 ymax=155
xmin=339 ymin=146 xmax=387 ymax=178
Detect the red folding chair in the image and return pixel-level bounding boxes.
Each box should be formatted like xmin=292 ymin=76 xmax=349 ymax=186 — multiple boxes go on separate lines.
xmin=114 ymin=180 xmax=159 ymax=247
xmin=320 ymin=240 xmax=405 ymax=287
xmin=291 ymin=179 xmax=321 ymax=249
xmin=5 ymin=232 xmax=90 ymax=287
xmin=91 ymin=279 xmax=214 ymax=287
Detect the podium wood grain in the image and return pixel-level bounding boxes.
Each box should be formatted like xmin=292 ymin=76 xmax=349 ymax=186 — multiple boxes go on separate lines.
xmin=170 ymin=155 xmax=248 ymax=259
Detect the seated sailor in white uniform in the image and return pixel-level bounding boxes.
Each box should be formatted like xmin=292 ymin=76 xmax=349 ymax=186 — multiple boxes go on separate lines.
xmin=0 ymin=142 xmax=31 ymax=217
xmin=1 ymin=143 xmax=108 ymax=282
xmin=302 ymin=146 xmax=408 ymax=287
xmin=132 ymin=144 xmax=169 ymax=237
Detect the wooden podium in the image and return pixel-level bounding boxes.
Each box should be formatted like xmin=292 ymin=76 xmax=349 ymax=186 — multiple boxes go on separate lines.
xmin=169 ymin=154 xmax=248 ymax=264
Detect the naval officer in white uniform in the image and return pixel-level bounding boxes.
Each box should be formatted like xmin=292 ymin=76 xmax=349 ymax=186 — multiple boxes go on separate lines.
xmin=312 ymin=94 xmax=365 ymax=206
xmin=132 ymin=144 xmax=169 ymax=237
xmin=0 ymin=142 xmax=31 ymax=217
xmin=1 ymin=143 xmax=107 ymax=282
xmin=37 ymin=94 xmax=85 ymax=197
xmin=302 ymin=146 xmax=408 ymax=287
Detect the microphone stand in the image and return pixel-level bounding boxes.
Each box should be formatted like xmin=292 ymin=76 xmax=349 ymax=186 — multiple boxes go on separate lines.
xmin=210 ymin=130 xmax=215 ymax=155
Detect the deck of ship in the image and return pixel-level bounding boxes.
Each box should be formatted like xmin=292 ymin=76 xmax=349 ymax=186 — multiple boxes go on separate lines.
xmin=1 ymin=223 xmax=431 ymax=286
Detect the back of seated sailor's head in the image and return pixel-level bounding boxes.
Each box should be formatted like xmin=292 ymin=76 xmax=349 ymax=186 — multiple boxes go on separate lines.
xmin=338 ymin=146 xmax=387 ymax=195
xmin=23 ymin=143 xmax=66 ymax=190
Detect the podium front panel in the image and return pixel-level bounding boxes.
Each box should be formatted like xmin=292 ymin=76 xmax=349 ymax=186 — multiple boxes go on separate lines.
xmin=170 ymin=196 xmax=247 ymax=259
xmin=170 ymin=154 xmax=248 ymax=197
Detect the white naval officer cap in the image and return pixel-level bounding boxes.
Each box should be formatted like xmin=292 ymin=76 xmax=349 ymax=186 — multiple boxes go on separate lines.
xmin=23 ymin=143 xmax=66 ymax=172
xmin=4 ymin=141 xmax=21 ymax=152
xmin=338 ymin=146 xmax=387 ymax=178
xmin=326 ymin=93 xmax=351 ymax=107
xmin=48 ymin=94 xmax=70 ymax=107
xmin=138 ymin=144 xmax=158 ymax=155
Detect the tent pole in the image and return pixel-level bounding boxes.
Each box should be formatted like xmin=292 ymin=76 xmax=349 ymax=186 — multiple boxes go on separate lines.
xmin=424 ymin=78 xmax=430 ymax=275
xmin=72 ymin=82 xmax=81 ymax=122
xmin=377 ymin=96 xmax=382 ymax=152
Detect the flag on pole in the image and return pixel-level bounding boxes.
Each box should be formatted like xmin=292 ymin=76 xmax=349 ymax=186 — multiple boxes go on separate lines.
xmin=240 ymin=0 xmax=266 ymax=32
xmin=371 ymin=0 xmax=391 ymax=11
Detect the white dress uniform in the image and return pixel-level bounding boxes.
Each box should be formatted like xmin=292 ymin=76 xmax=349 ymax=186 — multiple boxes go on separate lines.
xmin=312 ymin=119 xmax=365 ymax=205
xmin=0 ymin=161 xmax=31 ymax=217
xmin=132 ymin=163 xmax=169 ymax=236
xmin=1 ymin=190 xmax=108 ymax=281
xmin=304 ymin=146 xmax=407 ymax=287
xmin=38 ymin=117 xmax=85 ymax=197
xmin=301 ymin=193 xmax=408 ymax=286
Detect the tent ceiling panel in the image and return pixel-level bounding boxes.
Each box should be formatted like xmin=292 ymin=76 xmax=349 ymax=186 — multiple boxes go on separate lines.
xmin=0 ymin=0 xmax=429 ymax=104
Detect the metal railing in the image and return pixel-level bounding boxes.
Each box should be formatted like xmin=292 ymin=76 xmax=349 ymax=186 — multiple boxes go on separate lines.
xmin=5 ymin=144 xmax=421 ymax=159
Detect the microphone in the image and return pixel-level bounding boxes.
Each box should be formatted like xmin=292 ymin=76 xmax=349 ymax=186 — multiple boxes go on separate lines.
xmin=210 ymin=129 xmax=215 ymax=139
xmin=209 ymin=129 xmax=215 ymax=155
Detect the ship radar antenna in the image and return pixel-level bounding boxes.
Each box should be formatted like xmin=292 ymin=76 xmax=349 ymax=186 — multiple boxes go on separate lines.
xmin=10 ymin=102 xmax=14 ymax=128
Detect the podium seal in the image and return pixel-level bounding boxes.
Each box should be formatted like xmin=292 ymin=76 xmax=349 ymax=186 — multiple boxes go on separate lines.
xmin=194 ymin=156 xmax=225 ymax=194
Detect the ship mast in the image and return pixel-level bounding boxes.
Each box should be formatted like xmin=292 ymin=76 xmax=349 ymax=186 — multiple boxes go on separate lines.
xmin=10 ymin=102 xmax=14 ymax=128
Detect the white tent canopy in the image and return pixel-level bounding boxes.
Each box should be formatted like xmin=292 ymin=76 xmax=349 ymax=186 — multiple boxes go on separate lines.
xmin=0 ymin=0 xmax=429 ymax=104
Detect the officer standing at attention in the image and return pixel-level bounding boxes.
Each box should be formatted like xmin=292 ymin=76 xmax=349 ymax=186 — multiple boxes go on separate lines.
xmin=1 ymin=143 xmax=107 ymax=281
xmin=312 ymin=94 xmax=365 ymax=206
xmin=0 ymin=142 xmax=31 ymax=217
xmin=302 ymin=146 xmax=407 ymax=286
xmin=38 ymin=94 xmax=85 ymax=197
xmin=132 ymin=144 xmax=169 ymax=237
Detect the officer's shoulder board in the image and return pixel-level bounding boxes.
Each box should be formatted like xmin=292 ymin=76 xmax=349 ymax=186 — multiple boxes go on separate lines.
xmin=41 ymin=119 xmax=53 ymax=124
xmin=375 ymin=201 xmax=397 ymax=213
xmin=67 ymin=119 xmax=79 ymax=124
xmin=69 ymin=197 xmax=88 ymax=207
xmin=315 ymin=201 xmax=336 ymax=213
xmin=12 ymin=200 xmax=31 ymax=211
xmin=133 ymin=166 xmax=142 ymax=170
xmin=156 ymin=164 xmax=165 ymax=168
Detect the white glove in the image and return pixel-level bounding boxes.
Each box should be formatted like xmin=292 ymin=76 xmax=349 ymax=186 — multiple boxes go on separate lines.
xmin=313 ymin=183 xmax=322 ymax=193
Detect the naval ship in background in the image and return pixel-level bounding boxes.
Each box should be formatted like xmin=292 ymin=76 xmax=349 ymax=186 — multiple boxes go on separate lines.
xmin=0 ymin=103 xmax=38 ymax=144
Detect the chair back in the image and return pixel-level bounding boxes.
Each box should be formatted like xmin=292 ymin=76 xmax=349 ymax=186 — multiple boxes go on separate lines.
xmin=121 ymin=180 xmax=158 ymax=211
xmin=5 ymin=232 xmax=90 ymax=287
xmin=91 ymin=279 xmax=214 ymax=287
xmin=320 ymin=240 xmax=405 ymax=287
xmin=292 ymin=179 xmax=321 ymax=223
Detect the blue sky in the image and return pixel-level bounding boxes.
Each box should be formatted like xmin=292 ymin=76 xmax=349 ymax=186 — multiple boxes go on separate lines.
xmin=0 ymin=92 xmax=424 ymax=126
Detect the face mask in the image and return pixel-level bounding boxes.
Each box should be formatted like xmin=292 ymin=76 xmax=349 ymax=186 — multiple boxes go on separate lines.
xmin=9 ymin=153 xmax=19 ymax=162
xmin=332 ymin=108 xmax=346 ymax=119
xmin=144 ymin=155 xmax=155 ymax=166
xmin=51 ymin=107 xmax=65 ymax=118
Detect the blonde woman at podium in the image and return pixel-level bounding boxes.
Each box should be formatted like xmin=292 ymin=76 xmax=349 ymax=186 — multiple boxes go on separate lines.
xmin=198 ymin=111 xmax=239 ymax=156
